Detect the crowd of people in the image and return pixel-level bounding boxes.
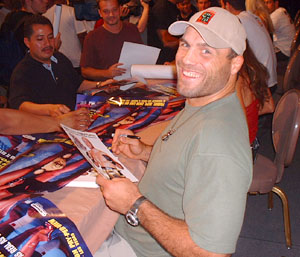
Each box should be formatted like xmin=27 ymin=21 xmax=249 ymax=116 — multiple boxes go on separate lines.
xmin=0 ymin=0 xmax=299 ymax=255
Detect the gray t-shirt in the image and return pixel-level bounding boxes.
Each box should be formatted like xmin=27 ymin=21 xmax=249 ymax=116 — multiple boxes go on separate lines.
xmin=116 ymin=93 xmax=252 ymax=256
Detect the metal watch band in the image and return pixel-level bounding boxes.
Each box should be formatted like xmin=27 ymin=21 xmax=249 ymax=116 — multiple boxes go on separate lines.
xmin=132 ymin=196 xmax=147 ymax=211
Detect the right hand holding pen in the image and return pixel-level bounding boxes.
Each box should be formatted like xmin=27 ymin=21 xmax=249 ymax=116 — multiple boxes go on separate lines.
xmin=112 ymin=129 xmax=146 ymax=160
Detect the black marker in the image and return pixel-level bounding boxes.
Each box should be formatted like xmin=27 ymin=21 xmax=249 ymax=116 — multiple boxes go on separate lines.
xmin=111 ymin=133 xmax=141 ymax=140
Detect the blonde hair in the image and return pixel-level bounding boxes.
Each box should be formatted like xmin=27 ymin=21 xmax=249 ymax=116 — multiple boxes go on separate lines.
xmin=246 ymin=0 xmax=274 ymax=34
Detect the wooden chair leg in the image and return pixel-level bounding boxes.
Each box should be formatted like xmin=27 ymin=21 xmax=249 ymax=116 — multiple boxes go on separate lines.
xmin=272 ymin=186 xmax=292 ymax=249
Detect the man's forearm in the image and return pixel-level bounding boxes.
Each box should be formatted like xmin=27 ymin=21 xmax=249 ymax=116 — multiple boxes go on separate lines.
xmin=0 ymin=109 xmax=60 ymax=135
xmin=158 ymin=29 xmax=179 ymax=48
xmin=138 ymin=201 xmax=230 ymax=257
xmin=77 ymin=80 xmax=98 ymax=93
xmin=81 ymin=67 xmax=111 ymax=80
xmin=19 ymin=102 xmax=54 ymax=116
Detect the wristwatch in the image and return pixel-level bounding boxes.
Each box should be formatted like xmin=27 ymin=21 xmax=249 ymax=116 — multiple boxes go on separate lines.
xmin=125 ymin=196 xmax=147 ymax=226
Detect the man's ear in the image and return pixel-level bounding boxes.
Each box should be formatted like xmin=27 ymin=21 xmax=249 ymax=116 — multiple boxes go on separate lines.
xmin=231 ymin=55 xmax=244 ymax=75
xmin=275 ymin=0 xmax=279 ymax=9
xmin=24 ymin=37 xmax=30 ymax=49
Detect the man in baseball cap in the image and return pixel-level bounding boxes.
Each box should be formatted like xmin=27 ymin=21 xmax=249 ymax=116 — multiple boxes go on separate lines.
xmin=96 ymin=7 xmax=252 ymax=257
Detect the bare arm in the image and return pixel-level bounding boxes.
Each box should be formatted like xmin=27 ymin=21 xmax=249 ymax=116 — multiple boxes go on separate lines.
xmin=81 ymin=63 xmax=126 ymax=80
xmin=139 ymin=201 xmax=231 ymax=257
xmin=157 ymin=29 xmax=179 ymax=48
xmin=97 ymin=177 xmax=231 ymax=257
xmin=19 ymin=102 xmax=70 ymax=116
xmin=137 ymin=0 xmax=150 ymax=33
xmin=0 ymin=108 xmax=91 ymax=135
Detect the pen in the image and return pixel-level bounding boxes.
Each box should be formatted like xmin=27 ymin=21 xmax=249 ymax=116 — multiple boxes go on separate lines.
xmin=121 ymin=134 xmax=141 ymax=140
xmin=111 ymin=133 xmax=141 ymax=140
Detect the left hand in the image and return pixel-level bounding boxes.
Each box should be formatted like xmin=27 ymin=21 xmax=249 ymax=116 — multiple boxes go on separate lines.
xmin=96 ymin=175 xmax=142 ymax=214
xmin=57 ymin=108 xmax=91 ymax=131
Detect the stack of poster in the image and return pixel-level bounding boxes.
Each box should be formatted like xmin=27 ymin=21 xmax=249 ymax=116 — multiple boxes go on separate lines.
xmin=0 ymin=197 xmax=92 ymax=257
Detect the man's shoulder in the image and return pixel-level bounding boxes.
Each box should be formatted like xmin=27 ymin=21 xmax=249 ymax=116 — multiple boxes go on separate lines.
xmin=53 ymin=52 xmax=74 ymax=66
xmin=86 ymin=26 xmax=105 ymax=39
xmin=271 ymin=7 xmax=290 ymax=20
xmin=122 ymin=21 xmax=139 ymax=32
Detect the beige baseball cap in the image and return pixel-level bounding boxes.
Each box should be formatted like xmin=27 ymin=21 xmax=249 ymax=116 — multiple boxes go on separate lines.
xmin=168 ymin=7 xmax=247 ymax=55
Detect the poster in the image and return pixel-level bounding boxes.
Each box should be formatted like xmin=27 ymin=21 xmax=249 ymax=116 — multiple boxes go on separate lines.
xmin=0 ymin=196 xmax=92 ymax=257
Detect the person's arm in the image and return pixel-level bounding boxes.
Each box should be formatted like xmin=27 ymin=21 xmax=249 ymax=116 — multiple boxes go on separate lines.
xmin=77 ymin=79 xmax=119 ymax=93
xmin=81 ymin=63 xmax=126 ymax=80
xmin=96 ymin=176 xmax=230 ymax=257
xmin=137 ymin=0 xmax=150 ymax=33
xmin=157 ymin=29 xmax=179 ymax=48
xmin=0 ymin=108 xmax=91 ymax=135
xmin=111 ymin=129 xmax=152 ymax=162
xmin=19 ymin=102 xmax=70 ymax=116
xmin=258 ymin=88 xmax=275 ymax=115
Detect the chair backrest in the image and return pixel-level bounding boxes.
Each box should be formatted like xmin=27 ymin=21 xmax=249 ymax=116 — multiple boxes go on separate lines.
xmin=272 ymin=89 xmax=300 ymax=182
xmin=295 ymin=10 xmax=300 ymax=30
xmin=283 ymin=45 xmax=300 ymax=93
xmin=290 ymin=28 xmax=300 ymax=56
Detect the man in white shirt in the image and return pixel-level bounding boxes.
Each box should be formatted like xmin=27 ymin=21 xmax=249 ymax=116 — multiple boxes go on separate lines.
xmin=221 ymin=0 xmax=277 ymax=93
xmin=264 ymin=0 xmax=296 ymax=59
xmin=44 ymin=0 xmax=87 ymax=71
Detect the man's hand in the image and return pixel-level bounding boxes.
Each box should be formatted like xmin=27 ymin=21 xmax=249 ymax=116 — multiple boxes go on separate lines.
xmin=48 ymin=104 xmax=70 ymax=117
xmin=120 ymin=5 xmax=130 ymax=18
xmin=56 ymin=108 xmax=91 ymax=131
xmin=112 ymin=129 xmax=151 ymax=161
xmin=96 ymin=175 xmax=142 ymax=214
xmin=107 ymin=63 xmax=126 ymax=78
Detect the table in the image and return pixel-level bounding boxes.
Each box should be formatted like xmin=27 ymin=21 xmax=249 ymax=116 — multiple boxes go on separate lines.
xmin=44 ymin=120 xmax=170 ymax=254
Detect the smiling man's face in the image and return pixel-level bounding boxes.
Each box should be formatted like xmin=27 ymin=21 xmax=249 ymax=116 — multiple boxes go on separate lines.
xmin=176 ymin=27 xmax=234 ymax=103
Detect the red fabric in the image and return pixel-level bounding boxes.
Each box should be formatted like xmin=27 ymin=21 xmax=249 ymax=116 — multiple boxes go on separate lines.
xmin=246 ymin=99 xmax=259 ymax=144
xmin=94 ymin=18 xmax=104 ymax=29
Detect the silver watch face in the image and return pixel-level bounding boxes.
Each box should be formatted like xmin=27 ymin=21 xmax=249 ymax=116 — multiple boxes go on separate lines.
xmin=126 ymin=211 xmax=139 ymax=226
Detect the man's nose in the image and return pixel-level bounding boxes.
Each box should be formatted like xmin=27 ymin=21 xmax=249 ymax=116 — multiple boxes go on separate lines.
xmin=182 ymin=48 xmax=197 ymax=64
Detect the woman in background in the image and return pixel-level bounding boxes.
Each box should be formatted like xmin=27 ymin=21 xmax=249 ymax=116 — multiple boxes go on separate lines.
xmin=246 ymin=0 xmax=274 ymax=37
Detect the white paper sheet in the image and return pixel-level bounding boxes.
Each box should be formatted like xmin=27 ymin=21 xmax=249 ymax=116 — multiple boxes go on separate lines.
xmin=53 ymin=4 xmax=62 ymax=37
xmin=114 ymin=42 xmax=161 ymax=80
xmin=131 ymin=64 xmax=177 ymax=81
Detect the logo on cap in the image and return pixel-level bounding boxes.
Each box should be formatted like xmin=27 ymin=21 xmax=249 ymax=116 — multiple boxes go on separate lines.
xmin=196 ymin=11 xmax=215 ymax=25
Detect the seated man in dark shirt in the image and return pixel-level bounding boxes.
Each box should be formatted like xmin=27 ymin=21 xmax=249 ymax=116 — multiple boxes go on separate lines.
xmin=9 ymin=15 xmax=108 ymax=117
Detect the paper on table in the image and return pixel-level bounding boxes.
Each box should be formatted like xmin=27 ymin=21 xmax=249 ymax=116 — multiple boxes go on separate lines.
xmin=131 ymin=64 xmax=177 ymax=81
xmin=114 ymin=42 xmax=161 ymax=80
xmin=53 ymin=4 xmax=62 ymax=37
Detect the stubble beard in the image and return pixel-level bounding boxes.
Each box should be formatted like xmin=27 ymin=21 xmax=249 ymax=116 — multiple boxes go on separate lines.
xmin=176 ymin=65 xmax=232 ymax=99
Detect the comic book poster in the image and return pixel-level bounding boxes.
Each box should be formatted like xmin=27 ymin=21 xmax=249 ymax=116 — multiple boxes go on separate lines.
xmin=76 ymin=94 xmax=185 ymax=147
xmin=0 ymin=139 xmax=91 ymax=202
xmin=0 ymin=196 xmax=92 ymax=257
xmin=61 ymin=124 xmax=138 ymax=185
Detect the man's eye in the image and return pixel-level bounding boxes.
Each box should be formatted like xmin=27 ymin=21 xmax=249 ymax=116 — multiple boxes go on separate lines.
xmin=202 ymin=49 xmax=211 ymax=54
xmin=179 ymin=41 xmax=188 ymax=47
